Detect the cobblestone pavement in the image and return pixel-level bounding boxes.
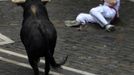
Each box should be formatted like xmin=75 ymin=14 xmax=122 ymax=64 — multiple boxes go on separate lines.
xmin=0 ymin=0 xmax=134 ymax=75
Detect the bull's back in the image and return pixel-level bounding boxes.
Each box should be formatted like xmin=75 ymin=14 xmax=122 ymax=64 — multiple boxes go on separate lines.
xmin=21 ymin=19 xmax=56 ymax=56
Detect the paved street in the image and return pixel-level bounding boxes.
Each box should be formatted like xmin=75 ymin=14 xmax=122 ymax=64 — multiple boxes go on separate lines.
xmin=0 ymin=0 xmax=134 ymax=75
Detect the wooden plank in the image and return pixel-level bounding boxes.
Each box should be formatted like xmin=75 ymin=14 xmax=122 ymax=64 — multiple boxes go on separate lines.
xmin=11 ymin=0 xmax=51 ymax=3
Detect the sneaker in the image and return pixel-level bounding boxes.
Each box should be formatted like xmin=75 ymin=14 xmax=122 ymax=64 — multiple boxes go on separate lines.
xmin=105 ymin=24 xmax=115 ymax=32
xmin=64 ymin=20 xmax=80 ymax=27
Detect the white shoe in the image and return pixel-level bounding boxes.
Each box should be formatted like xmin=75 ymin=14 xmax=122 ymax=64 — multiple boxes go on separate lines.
xmin=105 ymin=24 xmax=115 ymax=32
xmin=64 ymin=20 xmax=80 ymax=27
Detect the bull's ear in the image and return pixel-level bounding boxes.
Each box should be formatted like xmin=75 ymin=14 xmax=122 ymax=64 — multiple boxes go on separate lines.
xmin=42 ymin=0 xmax=51 ymax=5
xmin=12 ymin=2 xmax=25 ymax=7
xmin=17 ymin=3 xmax=25 ymax=6
xmin=42 ymin=1 xmax=48 ymax=5
xmin=11 ymin=0 xmax=25 ymax=6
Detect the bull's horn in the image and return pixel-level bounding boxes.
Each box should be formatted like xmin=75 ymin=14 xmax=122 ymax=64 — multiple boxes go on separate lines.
xmin=11 ymin=0 xmax=51 ymax=3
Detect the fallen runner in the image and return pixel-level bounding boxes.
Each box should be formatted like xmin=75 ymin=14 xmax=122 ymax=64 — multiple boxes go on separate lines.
xmin=65 ymin=0 xmax=120 ymax=32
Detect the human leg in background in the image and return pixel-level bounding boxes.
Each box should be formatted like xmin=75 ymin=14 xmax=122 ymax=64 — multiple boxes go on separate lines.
xmin=75 ymin=13 xmax=96 ymax=30
xmin=76 ymin=13 xmax=96 ymax=25
xmin=64 ymin=13 xmax=95 ymax=27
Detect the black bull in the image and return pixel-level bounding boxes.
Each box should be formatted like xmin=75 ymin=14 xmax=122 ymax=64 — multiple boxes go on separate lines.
xmin=19 ymin=0 xmax=67 ymax=75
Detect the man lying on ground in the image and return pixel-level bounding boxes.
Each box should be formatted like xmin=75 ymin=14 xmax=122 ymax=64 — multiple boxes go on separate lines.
xmin=65 ymin=0 xmax=120 ymax=32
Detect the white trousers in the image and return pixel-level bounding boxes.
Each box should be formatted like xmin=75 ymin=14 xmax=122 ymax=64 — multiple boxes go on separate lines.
xmin=76 ymin=5 xmax=116 ymax=27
